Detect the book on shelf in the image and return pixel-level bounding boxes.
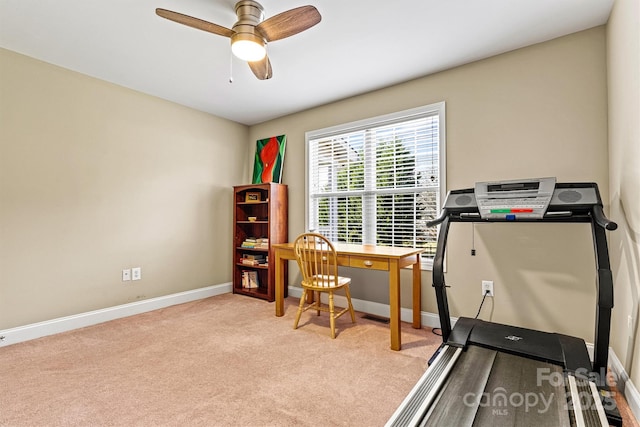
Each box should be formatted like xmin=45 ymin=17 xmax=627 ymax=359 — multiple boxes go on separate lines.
xmin=255 ymin=237 xmax=269 ymax=249
xmin=240 ymin=253 xmax=265 ymax=265
xmin=242 ymin=270 xmax=248 ymax=288
xmin=241 ymin=270 xmax=259 ymax=289
xmin=242 ymin=253 xmax=264 ymax=260
xmin=240 ymin=236 xmax=269 ymax=249
xmin=241 ymin=258 xmax=265 ymax=266
xmin=248 ymin=271 xmax=259 ymax=288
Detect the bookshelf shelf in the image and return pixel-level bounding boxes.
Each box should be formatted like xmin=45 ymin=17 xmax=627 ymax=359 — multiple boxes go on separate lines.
xmin=232 ymin=183 xmax=288 ymax=301
xmin=235 ymin=263 xmax=269 ymax=270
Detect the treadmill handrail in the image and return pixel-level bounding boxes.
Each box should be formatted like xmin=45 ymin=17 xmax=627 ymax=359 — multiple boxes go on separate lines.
xmin=427 ymin=209 xmax=448 ymax=227
xmin=592 ymin=205 xmax=618 ymax=231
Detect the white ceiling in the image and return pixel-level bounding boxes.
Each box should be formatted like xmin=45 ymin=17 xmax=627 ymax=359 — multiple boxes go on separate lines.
xmin=0 ymin=0 xmax=614 ymax=126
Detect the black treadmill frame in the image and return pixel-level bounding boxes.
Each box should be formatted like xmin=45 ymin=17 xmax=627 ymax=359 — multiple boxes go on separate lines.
xmin=428 ymin=182 xmax=617 ymax=377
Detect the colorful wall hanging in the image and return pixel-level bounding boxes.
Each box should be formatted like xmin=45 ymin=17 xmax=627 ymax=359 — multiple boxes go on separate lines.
xmin=252 ymin=135 xmax=286 ymax=184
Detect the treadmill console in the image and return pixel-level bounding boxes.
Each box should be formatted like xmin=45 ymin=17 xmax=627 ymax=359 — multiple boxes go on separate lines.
xmin=475 ymin=177 xmax=556 ymax=220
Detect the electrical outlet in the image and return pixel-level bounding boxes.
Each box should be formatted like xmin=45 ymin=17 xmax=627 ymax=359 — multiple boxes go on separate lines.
xmin=122 ymin=269 xmax=131 ymax=281
xmin=482 ymin=280 xmax=494 ymax=297
xmin=132 ymin=267 xmax=141 ymax=281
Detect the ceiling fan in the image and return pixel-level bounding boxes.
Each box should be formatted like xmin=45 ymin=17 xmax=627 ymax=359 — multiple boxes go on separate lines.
xmin=156 ymin=1 xmax=321 ymax=80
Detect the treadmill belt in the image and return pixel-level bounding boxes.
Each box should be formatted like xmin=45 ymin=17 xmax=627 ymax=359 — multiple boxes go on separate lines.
xmin=421 ymin=346 xmax=571 ymax=427
xmin=473 ymin=351 xmax=571 ymax=427
xmin=421 ymin=345 xmax=496 ymax=426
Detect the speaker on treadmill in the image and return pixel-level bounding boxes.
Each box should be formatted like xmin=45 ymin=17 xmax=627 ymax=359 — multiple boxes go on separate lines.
xmin=445 ymin=193 xmax=476 ymax=209
xmin=454 ymin=194 xmax=473 ymax=206
xmin=550 ymin=188 xmax=598 ymax=206
xmin=557 ymin=190 xmax=582 ymax=203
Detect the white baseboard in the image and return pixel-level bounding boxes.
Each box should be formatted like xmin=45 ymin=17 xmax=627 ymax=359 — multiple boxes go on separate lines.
xmin=608 ymin=348 xmax=640 ymax=421
xmin=0 ymin=283 xmax=232 ymax=348
xmin=625 ymin=379 xmax=640 ymax=422
xmin=286 ymin=285 xmax=451 ymax=328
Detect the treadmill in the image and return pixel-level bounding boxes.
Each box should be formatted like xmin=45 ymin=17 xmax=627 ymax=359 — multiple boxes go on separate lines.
xmin=386 ymin=178 xmax=621 ymax=427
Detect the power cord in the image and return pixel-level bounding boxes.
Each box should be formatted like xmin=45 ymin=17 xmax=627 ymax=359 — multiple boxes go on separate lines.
xmin=474 ymin=290 xmax=491 ymax=319
xmin=432 ymin=289 xmax=491 ymax=336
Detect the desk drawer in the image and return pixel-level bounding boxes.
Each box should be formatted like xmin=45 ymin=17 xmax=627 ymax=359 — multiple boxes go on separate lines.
xmin=336 ymin=255 xmax=350 ymax=266
xmin=349 ymin=256 xmax=389 ymax=271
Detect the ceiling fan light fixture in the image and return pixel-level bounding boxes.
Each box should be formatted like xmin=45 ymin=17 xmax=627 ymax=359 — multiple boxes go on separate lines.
xmin=231 ymin=33 xmax=266 ymax=61
xmin=156 ymin=1 xmax=321 ymax=79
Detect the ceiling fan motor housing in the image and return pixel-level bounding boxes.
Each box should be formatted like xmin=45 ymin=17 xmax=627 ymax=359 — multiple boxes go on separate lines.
xmin=231 ymin=0 xmax=266 ymax=49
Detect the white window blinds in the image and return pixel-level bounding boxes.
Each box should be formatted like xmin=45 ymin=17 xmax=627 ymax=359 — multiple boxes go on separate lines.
xmin=306 ymin=102 xmax=446 ymax=267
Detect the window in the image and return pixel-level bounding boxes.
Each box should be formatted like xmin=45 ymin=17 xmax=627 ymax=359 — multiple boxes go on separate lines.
xmin=305 ymin=102 xmax=446 ymax=269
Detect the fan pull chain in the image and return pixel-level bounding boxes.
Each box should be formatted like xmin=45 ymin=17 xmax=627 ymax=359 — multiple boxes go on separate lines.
xmin=229 ymin=53 xmax=233 ymax=83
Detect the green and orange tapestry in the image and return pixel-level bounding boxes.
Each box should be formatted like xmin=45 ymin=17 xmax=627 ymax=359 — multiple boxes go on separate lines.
xmin=252 ymin=135 xmax=286 ymax=184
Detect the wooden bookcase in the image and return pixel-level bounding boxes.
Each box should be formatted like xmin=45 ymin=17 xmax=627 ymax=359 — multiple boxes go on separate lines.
xmin=232 ymin=183 xmax=288 ymax=301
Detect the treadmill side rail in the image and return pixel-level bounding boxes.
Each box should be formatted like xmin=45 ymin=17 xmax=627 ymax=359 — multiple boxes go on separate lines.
xmin=385 ymin=346 xmax=462 ymax=427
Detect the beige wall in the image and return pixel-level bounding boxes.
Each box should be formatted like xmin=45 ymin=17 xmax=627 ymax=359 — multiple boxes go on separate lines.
xmin=249 ymin=27 xmax=609 ymax=343
xmin=0 ymin=48 xmax=249 ymax=329
xmin=607 ymin=0 xmax=640 ymax=384
xmin=0 ymin=25 xmax=618 ymax=351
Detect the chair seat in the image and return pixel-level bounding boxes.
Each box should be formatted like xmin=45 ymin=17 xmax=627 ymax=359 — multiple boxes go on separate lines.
xmin=304 ymin=274 xmax=351 ymax=289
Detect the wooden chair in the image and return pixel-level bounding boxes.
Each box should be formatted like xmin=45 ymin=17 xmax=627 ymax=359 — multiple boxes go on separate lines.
xmin=292 ymin=233 xmax=356 ymax=338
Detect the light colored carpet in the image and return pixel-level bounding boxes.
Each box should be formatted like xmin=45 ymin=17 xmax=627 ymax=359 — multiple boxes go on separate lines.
xmin=1 ymin=294 xmax=439 ymax=426
xmin=2 ymin=293 xmax=637 ymax=426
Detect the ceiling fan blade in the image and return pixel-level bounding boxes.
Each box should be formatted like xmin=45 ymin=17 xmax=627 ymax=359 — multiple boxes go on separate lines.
xmin=155 ymin=8 xmax=235 ymax=38
xmin=248 ymin=55 xmax=273 ymax=80
xmin=255 ymin=5 xmax=321 ymax=42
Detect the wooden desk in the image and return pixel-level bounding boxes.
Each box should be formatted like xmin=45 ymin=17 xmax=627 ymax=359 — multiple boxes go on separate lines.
xmin=272 ymin=242 xmax=423 ymax=351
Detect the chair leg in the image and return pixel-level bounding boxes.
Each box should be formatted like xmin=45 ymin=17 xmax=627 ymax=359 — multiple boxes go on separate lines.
xmin=329 ymin=291 xmax=336 ymax=339
xmin=293 ymin=289 xmax=307 ymax=329
xmin=344 ymin=285 xmax=356 ymax=323
xmin=315 ymin=291 xmax=321 ymax=316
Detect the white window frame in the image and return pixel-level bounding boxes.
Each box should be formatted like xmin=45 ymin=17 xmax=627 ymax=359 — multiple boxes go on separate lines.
xmin=304 ymin=102 xmax=446 ymax=270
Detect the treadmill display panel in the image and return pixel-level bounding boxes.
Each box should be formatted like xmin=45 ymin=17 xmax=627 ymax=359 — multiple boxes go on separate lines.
xmin=475 ymin=177 xmax=556 ymax=220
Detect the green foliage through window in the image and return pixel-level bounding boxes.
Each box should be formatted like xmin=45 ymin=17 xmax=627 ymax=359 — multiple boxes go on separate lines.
xmin=307 ymin=103 xmax=445 ymax=266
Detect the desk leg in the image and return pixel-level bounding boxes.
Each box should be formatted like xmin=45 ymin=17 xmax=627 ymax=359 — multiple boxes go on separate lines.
xmin=389 ymin=259 xmax=401 ymax=351
xmin=275 ymin=251 xmax=284 ymax=317
xmin=412 ymin=254 xmax=421 ymax=329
